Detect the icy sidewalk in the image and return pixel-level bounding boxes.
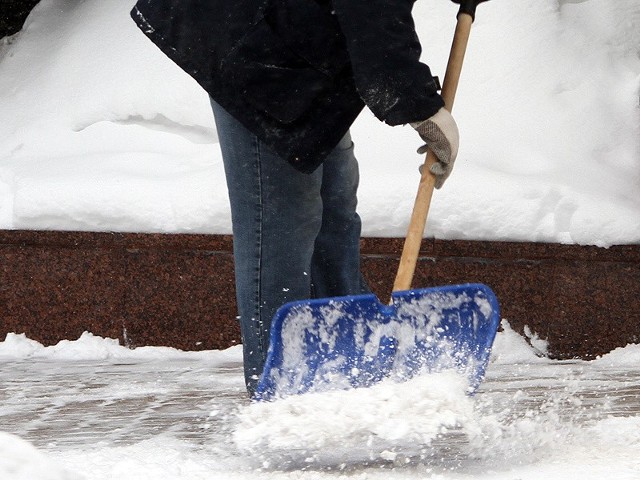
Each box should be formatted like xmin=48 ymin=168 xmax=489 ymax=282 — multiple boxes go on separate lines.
xmin=0 ymin=353 xmax=247 ymax=449
xmin=1 ymin=329 xmax=640 ymax=479
xmin=0 ymin=333 xmax=248 ymax=450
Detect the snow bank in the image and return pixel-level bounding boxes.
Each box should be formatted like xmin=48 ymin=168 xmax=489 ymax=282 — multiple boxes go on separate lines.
xmin=593 ymin=343 xmax=640 ymax=367
xmin=0 ymin=0 xmax=225 ymax=233
xmin=0 ymin=432 xmax=81 ymax=480
xmin=0 ymin=0 xmax=638 ymax=246
xmin=0 ymin=332 xmax=242 ymax=362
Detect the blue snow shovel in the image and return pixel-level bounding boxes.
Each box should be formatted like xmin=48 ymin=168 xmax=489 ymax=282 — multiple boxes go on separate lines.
xmin=255 ymin=0 xmax=498 ymax=401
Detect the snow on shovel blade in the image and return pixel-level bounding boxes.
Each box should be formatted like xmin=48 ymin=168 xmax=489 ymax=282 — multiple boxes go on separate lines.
xmin=255 ymin=283 xmax=500 ymax=401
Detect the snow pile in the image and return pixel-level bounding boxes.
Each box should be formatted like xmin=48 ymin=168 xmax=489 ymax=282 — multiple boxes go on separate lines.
xmin=592 ymin=343 xmax=640 ymax=367
xmin=0 ymin=432 xmax=81 ymax=480
xmin=0 ymin=331 xmax=242 ymax=362
xmin=490 ymin=320 xmax=550 ymax=365
xmin=0 ymin=0 xmax=224 ymax=233
xmin=0 ymin=0 xmax=638 ymax=246
xmin=234 ymin=370 xmax=474 ymax=467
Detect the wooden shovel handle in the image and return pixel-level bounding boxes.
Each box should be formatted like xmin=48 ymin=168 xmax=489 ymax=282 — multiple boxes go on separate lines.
xmin=392 ymin=12 xmax=474 ymax=293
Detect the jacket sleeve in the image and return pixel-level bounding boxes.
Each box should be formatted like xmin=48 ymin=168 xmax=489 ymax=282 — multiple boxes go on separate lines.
xmin=331 ymin=0 xmax=444 ymax=125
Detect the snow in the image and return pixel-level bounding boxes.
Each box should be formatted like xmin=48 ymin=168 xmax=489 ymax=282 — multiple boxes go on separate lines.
xmin=1 ymin=326 xmax=639 ymax=479
xmin=0 ymin=331 xmax=241 ymax=361
xmin=234 ymin=371 xmax=475 ymax=467
xmin=0 ymin=0 xmax=638 ymax=245
xmin=1 ymin=1 xmax=639 ymax=478
xmin=0 ymin=432 xmax=80 ymax=480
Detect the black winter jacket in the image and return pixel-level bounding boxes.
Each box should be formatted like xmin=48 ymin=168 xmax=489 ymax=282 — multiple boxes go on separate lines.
xmin=131 ymin=0 xmax=444 ymax=173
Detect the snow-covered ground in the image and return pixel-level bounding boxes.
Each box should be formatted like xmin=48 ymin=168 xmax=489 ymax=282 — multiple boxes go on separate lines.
xmin=0 ymin=0 xmax=639 ymax=245
xmin=1 ymin=326 xmax=639 ymax=479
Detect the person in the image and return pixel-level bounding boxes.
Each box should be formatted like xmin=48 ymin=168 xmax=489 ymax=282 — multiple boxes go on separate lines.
xmin=131 ymin=0 xmax=460 ymax=396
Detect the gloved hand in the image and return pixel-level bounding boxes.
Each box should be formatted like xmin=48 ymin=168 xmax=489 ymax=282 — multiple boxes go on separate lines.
xmin=411 ymin=107 xmax=459 ymax=189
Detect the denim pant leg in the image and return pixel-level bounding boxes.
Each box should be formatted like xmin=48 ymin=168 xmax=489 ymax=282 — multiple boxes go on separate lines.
xmin=311 ymin=134 xmax=371 ymax=298
xmin=211 ymin=100 xmax=366 ymax=395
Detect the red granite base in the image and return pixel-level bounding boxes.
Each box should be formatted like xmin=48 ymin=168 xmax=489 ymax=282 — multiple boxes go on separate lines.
xmin=0 ymin=231 xmax=239 ymax=351
xmin=1 ymin=230 xmax=638 ymax=359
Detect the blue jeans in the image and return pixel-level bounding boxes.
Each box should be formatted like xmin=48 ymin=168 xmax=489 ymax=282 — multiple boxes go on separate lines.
xmin=211 ymin=100 xmax=369 ymax=396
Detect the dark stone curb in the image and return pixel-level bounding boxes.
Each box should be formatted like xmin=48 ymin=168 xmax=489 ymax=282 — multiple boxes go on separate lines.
xmin=1 ymin=230 xmax=638 ymax=359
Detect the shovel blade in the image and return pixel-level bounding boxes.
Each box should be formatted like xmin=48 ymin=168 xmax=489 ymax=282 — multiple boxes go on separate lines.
xmin=255 ymin=283 xmax=500 ymax=401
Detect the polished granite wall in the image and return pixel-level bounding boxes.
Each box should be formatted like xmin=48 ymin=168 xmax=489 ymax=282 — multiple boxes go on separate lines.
xmin=1 ymin=230 xmax=638 ymax=359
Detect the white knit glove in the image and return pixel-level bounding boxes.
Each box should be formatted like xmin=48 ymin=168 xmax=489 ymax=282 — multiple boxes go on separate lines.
xmin=411 ymin=108 xmax=460 ymax=189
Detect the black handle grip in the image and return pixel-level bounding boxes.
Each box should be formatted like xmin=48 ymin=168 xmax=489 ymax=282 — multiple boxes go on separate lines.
xmin=450 ymin=0 xmax=489 ymax=21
